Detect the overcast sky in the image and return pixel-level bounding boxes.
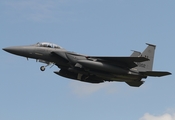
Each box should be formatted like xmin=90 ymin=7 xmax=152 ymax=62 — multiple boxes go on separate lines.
xmin=1 ymin=0 xmax=175 ymax=120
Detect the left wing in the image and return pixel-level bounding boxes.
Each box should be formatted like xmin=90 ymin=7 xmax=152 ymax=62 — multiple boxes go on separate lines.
xmin=87 ymin=56 xmax=149 ymax=68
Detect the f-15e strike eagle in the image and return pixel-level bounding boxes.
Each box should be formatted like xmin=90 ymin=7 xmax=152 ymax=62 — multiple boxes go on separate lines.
xmin=3 ymin=42 xmax=171 ymax=87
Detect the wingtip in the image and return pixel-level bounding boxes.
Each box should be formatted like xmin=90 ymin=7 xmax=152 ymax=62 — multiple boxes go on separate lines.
xmin=146 ymin=43 xmax=156 ymax=47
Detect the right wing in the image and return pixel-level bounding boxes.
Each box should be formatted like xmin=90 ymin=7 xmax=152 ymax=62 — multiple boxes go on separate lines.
xmin=87 ymin=56 xmax=149 ymax=68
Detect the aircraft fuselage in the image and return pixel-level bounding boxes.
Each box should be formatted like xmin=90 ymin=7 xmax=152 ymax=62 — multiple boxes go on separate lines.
xmin=3 ymin=42 xmax=171 ymax=87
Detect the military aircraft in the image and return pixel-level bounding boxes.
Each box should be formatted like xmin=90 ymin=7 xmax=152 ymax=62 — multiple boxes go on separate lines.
xmin=3 ymin=42 xmax=171 ymax=87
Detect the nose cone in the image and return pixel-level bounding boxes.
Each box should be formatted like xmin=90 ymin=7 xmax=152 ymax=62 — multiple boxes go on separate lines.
xmin=3 ymin=46 xmax=21 ymax=54
xmin=3 ymin=47 xmax=16 ymax=53
xmin=3 ymin=45 xmax=35 ymax=58
xmin=2 ymin=46 xmax=30 ymax=57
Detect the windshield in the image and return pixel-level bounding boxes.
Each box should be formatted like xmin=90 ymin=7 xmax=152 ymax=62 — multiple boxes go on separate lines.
xmin=36 ymin=42 xmax=62 ymax=49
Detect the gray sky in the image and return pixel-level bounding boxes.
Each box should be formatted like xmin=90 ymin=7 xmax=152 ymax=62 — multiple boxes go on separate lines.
xmin=1 ymin=0 xmax=175 ymax=120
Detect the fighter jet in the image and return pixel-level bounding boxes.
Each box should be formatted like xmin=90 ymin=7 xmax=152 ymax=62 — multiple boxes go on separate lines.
xmin=3 ymin=42 xmax=171 ymax=87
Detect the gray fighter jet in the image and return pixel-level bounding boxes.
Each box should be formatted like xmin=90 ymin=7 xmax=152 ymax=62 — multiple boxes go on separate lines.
xmin=3 ymin=42 xmax=171 ymax=87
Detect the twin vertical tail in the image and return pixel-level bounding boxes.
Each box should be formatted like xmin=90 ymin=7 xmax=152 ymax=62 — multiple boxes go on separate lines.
xmin=127 ymin=43 xmax=171 ymax=87
xmin=132 ymin=43 xmax=171 ymax=77
xmin=135 ymin=43 xmax=156 ymax=72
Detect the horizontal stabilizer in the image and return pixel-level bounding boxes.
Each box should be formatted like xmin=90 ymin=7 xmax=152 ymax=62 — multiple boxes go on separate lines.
xmin=140 ymin=71 xmax=171 ymax=77
xmin=126 ymin=81 xmax=144 ymax=87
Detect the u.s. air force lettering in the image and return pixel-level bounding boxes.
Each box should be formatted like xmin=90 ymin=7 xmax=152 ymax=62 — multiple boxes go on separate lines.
xmin=137 ymin=63 xmax=146 ymax=68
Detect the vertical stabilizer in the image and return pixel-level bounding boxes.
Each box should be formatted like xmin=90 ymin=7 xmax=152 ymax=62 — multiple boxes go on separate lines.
xmin=135 ymin=43 xmax=156 ymax=71
xmin=130 ymin=50 xmax=141 ymax=57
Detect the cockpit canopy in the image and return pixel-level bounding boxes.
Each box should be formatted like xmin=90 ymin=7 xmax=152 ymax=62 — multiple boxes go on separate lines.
xmin=36 ymin=42 xmax=63 ymax=49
